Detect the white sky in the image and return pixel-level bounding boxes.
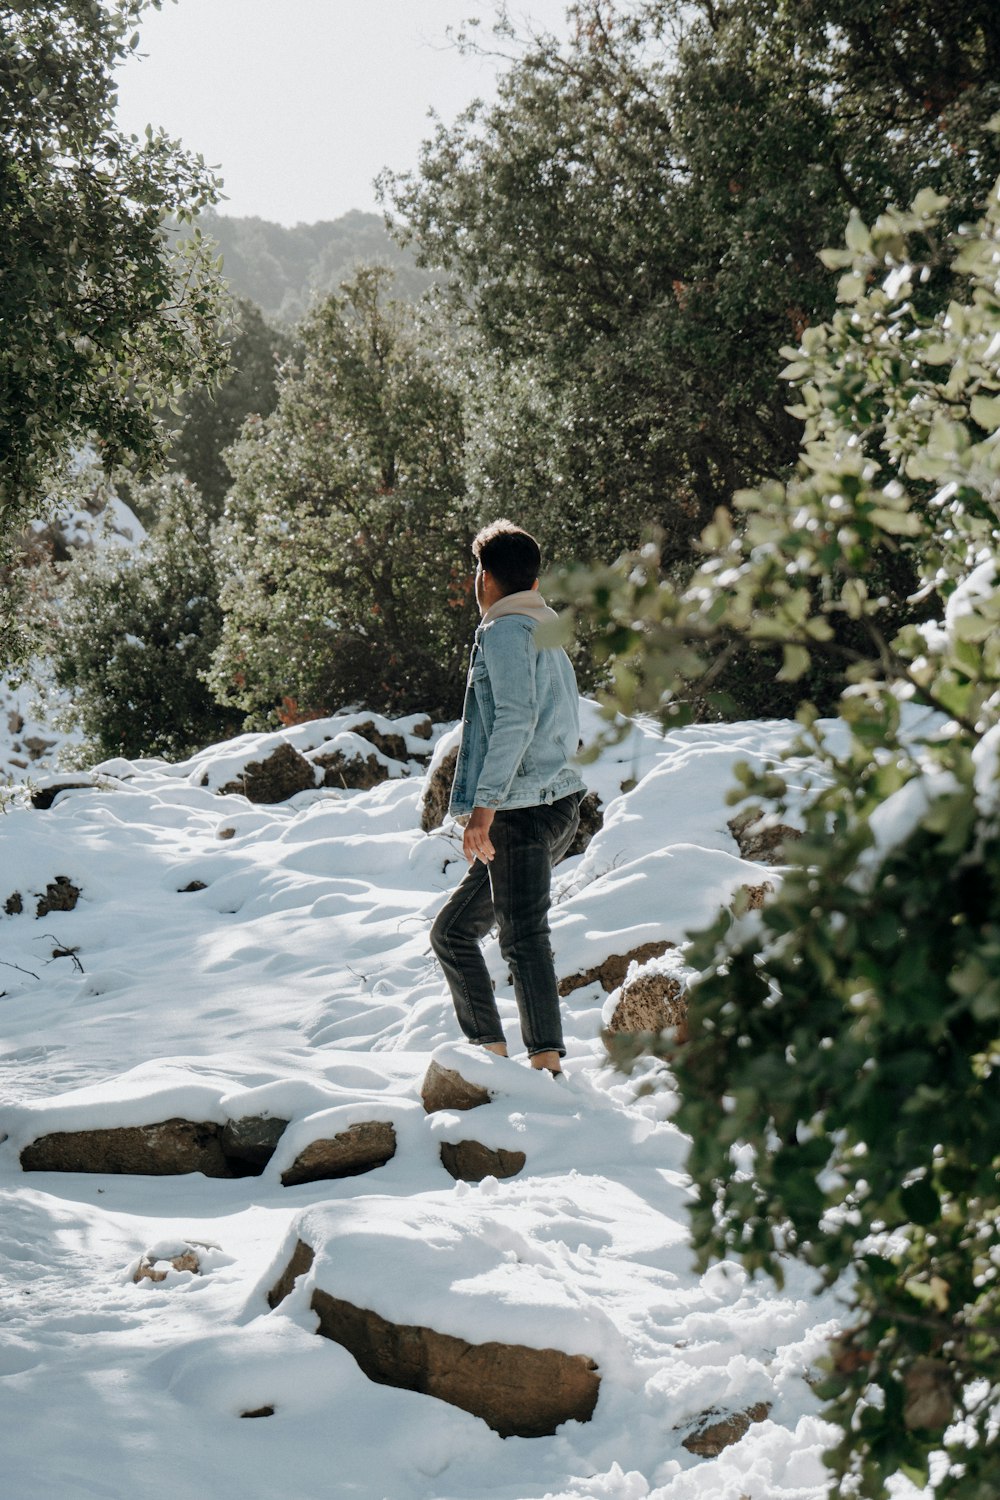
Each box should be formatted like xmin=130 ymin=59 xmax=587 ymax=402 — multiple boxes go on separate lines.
xmin=114 ymin=0 xmax=574 ymax=225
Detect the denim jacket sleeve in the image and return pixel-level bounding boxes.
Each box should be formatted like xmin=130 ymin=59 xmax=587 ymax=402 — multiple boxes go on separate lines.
xmin=473 ymin=618 xmax=539 ymax=808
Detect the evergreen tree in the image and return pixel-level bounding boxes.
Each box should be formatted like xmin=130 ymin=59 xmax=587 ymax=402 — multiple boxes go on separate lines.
xmin=209 ymin=268 xmax=475 ymax=725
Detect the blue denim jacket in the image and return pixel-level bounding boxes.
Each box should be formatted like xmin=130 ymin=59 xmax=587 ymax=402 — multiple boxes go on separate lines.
xmin=449 ymin=604 xmax=587 ymax=818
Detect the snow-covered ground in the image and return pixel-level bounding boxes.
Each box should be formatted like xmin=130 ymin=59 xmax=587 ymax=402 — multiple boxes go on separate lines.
xmin=1 ymin=702 xmax=889 ymax=1500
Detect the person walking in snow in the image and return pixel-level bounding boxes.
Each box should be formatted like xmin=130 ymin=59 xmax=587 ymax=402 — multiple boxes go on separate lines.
xmin=430 ymin=520 xmax=586 ymax=1077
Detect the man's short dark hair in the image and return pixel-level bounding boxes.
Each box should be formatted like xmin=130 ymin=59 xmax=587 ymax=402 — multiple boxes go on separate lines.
xmin=472 ymin=520 xmax=541 ymax=594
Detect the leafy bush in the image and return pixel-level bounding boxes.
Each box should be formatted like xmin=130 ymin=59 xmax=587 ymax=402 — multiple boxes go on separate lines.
xmin=559 ymin=178 xmax=1000 ymax=1496
xmin=50 ymin=478 xmax=236 ymax=760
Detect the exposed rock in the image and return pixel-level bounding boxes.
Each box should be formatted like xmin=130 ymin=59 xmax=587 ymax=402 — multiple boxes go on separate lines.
xmin=23 ymin=735 xmax=56 ymax=761
xmin=606 ymin=968 xmax=687 ymax=1035
xmin=267 ymin=1237 xmax=315 ymax=1309
xmin=4 ymin=893 xmax=23 ymax=916
xmin=217 ymin=827 xmax=237 ymax=840
xmin=222 ymin=1114 xmax=290 ymax=1170
xmin=420 ymin=1060 xmax=492 ymax=1115
xmin=681 ymin=1403 xmax=771 ymax=1457
xmin=307 ymin=1284 xmax=600 ymax=1437
xmin=281 ymin=1121 xmax=396 ymax=1186
xmin=565 ymin=791 xmax=603 ymax=859
xmin=313 ymin=749 xmax=391 ymax=791
xmin=439 ymin=1140 xmax=526 ymax=1183
xmin=20 ymin=1119 xmax=232 ymax=1177
xmin=411 ymin=718 xmax=433 ymax=741
xmin=420 ymin=747 xmax=458 ymax=832
xmin=35 ymin=876 xmax=81 ymax=918
xmin=736 ymin=881 xmax=775 ymax=912
xmin=240 ymin=1406 xmax=275 ymax=1419
xmin=8 ymin=710 xmax=24 ymax=735
xmin=178 ymin=880 xmax=207 ymax=893
xmin=30 ymin=783 xmax=95 ymax=810
xmin=728 ymin=808 xmax=802 ymax=865
xmin=218 ymin=742 xmax=317 ymax=804
xmin=133 ymin=1244 xmax=204 ymax=1283
xmin=559 ymin=941 xmax=674 ymax=997
xmin=350 ymin=721 xmax=409 ymax=762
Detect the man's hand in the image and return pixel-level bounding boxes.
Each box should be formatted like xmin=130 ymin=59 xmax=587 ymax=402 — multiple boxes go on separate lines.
xmin=463 ymin=806 xmax=496 ymax=864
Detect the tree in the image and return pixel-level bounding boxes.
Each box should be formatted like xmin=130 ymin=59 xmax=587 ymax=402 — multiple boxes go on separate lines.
xmin=164 ymin=298 xmax=292 ymax=518
xmin=385 ymin=0 xmax=1000 ymax=574
xmin=48 ymin=475 xmax=237 ymax=761
xmin=559 ymin=179 xmax=1000 ymax=1497
xmin=208 ymin=267 xmax=475 ymax=725
xmin=0 ymin=0 xmax=230 ymax=661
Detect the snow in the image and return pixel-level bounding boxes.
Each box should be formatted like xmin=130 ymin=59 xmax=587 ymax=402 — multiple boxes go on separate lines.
xmin=0 ymin=700 xmax=873 ymax=1499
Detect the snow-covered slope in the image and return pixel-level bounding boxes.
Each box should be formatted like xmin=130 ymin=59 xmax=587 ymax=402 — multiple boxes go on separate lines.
xmin=0 ymin=705 xmax=861 ymax=1500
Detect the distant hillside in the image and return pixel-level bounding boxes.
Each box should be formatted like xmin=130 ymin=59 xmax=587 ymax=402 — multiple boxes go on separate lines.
xmin=194 ymin=208 xmax=434 ymax=324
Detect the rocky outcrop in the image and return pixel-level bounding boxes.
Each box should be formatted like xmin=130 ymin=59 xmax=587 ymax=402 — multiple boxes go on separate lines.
xmin=728 ymin=808 xmax=801 ymax=865
xmin=736 ymin=880 xmax=775 ymax=912
xmin=311 ymin=1287 xmax=599 ymax=1437
xmin=222 ymin=1114 xmax=290 ymax=1171
xmin=21 ymin=1119 xmax=231 ymax=1177
xmin=420 ymin=1060 xmax=492 ymax=1115
xmin=606 ymin=967 xmax=687 ymax=1036
xmin=281 ymin=1121 xmax=396 ymax=1186
xmin=559 ymin=941 xmax=674 ymax=997
xmin=439 ymin=1141 xmax=526 ymax=1183
xmin=217 ymin=743 xmax=317 ymax=803
xmin=681 ymin=1402 xmax=771 ymax=1456
xmin=420 ymin=747 xmax=458 ymax=833
xmin=35 ymin=876 xmax=81 ymax=918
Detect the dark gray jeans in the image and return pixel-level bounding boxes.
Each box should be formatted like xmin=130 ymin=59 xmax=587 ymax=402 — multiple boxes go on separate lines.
xmin=430 ymin=792 xmax=582 ymax=1057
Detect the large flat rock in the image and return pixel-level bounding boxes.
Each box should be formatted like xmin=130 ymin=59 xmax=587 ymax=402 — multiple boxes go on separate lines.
xmin=20 ymin=1118 xmax=231 ymax=1177
xmin=281 ymin=1121 xmax=396 ymax=1186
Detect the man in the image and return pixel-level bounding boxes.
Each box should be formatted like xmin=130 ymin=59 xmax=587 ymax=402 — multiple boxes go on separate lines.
xmin=430 ymin=520 xmax=586 ymax=1077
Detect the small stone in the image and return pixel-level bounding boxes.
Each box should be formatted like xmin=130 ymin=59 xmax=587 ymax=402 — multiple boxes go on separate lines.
xmin=218 ymin=827 xmax=237 ymax=840
xmin=439 ymin=1141 xmax=526 ymax=1182
xmin=681 ymin=1403 xmax=771 ymax=1457
xmin=178 ymin=880 xmax=208 ymax=893
xmin=420 ymin=1060 xmax=492 ymax=1115
xmin=240 ymin=1406 xmax=275 ymax=1419
xmin=281 ymin=1121 xmax=396 ymax=1186
xmin=35 ymin=876 xmax=81 ymax=918
xmin=735 ymin=881 xmax=774 ymax=912
xmin=4 ymin=893 xmax=23 ymax=916
xmin=133 ymin=1245 xmax=203 ymax=1283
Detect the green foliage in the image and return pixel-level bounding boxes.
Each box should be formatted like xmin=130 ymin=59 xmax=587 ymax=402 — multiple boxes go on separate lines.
xmin=208 ymin=267 xmax=475 ymax=725
xmin=587 ymin=180 xmax=1000 ymax=1496
xmin=386 ymin=0 xmax=1000 ymax=573
xmin=49 ymin=477 xmax=236 ymax=761
xmin=164 ymin=298 xmax=292 ymax=517
xmin=0 ymin=0 xmax=230 ymax=663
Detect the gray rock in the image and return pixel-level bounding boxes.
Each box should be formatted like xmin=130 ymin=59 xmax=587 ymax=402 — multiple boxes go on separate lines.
xmin=222 ymin=1114 xmax=290 ymax=1169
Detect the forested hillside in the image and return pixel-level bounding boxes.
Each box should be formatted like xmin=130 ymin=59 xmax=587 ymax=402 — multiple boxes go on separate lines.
xmin=193 ymin=207 xmax=433 ymax=323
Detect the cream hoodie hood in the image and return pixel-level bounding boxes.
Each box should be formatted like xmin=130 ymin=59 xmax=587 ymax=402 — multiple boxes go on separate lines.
xmin=480 ymin=589 xmax=559 ymax=627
